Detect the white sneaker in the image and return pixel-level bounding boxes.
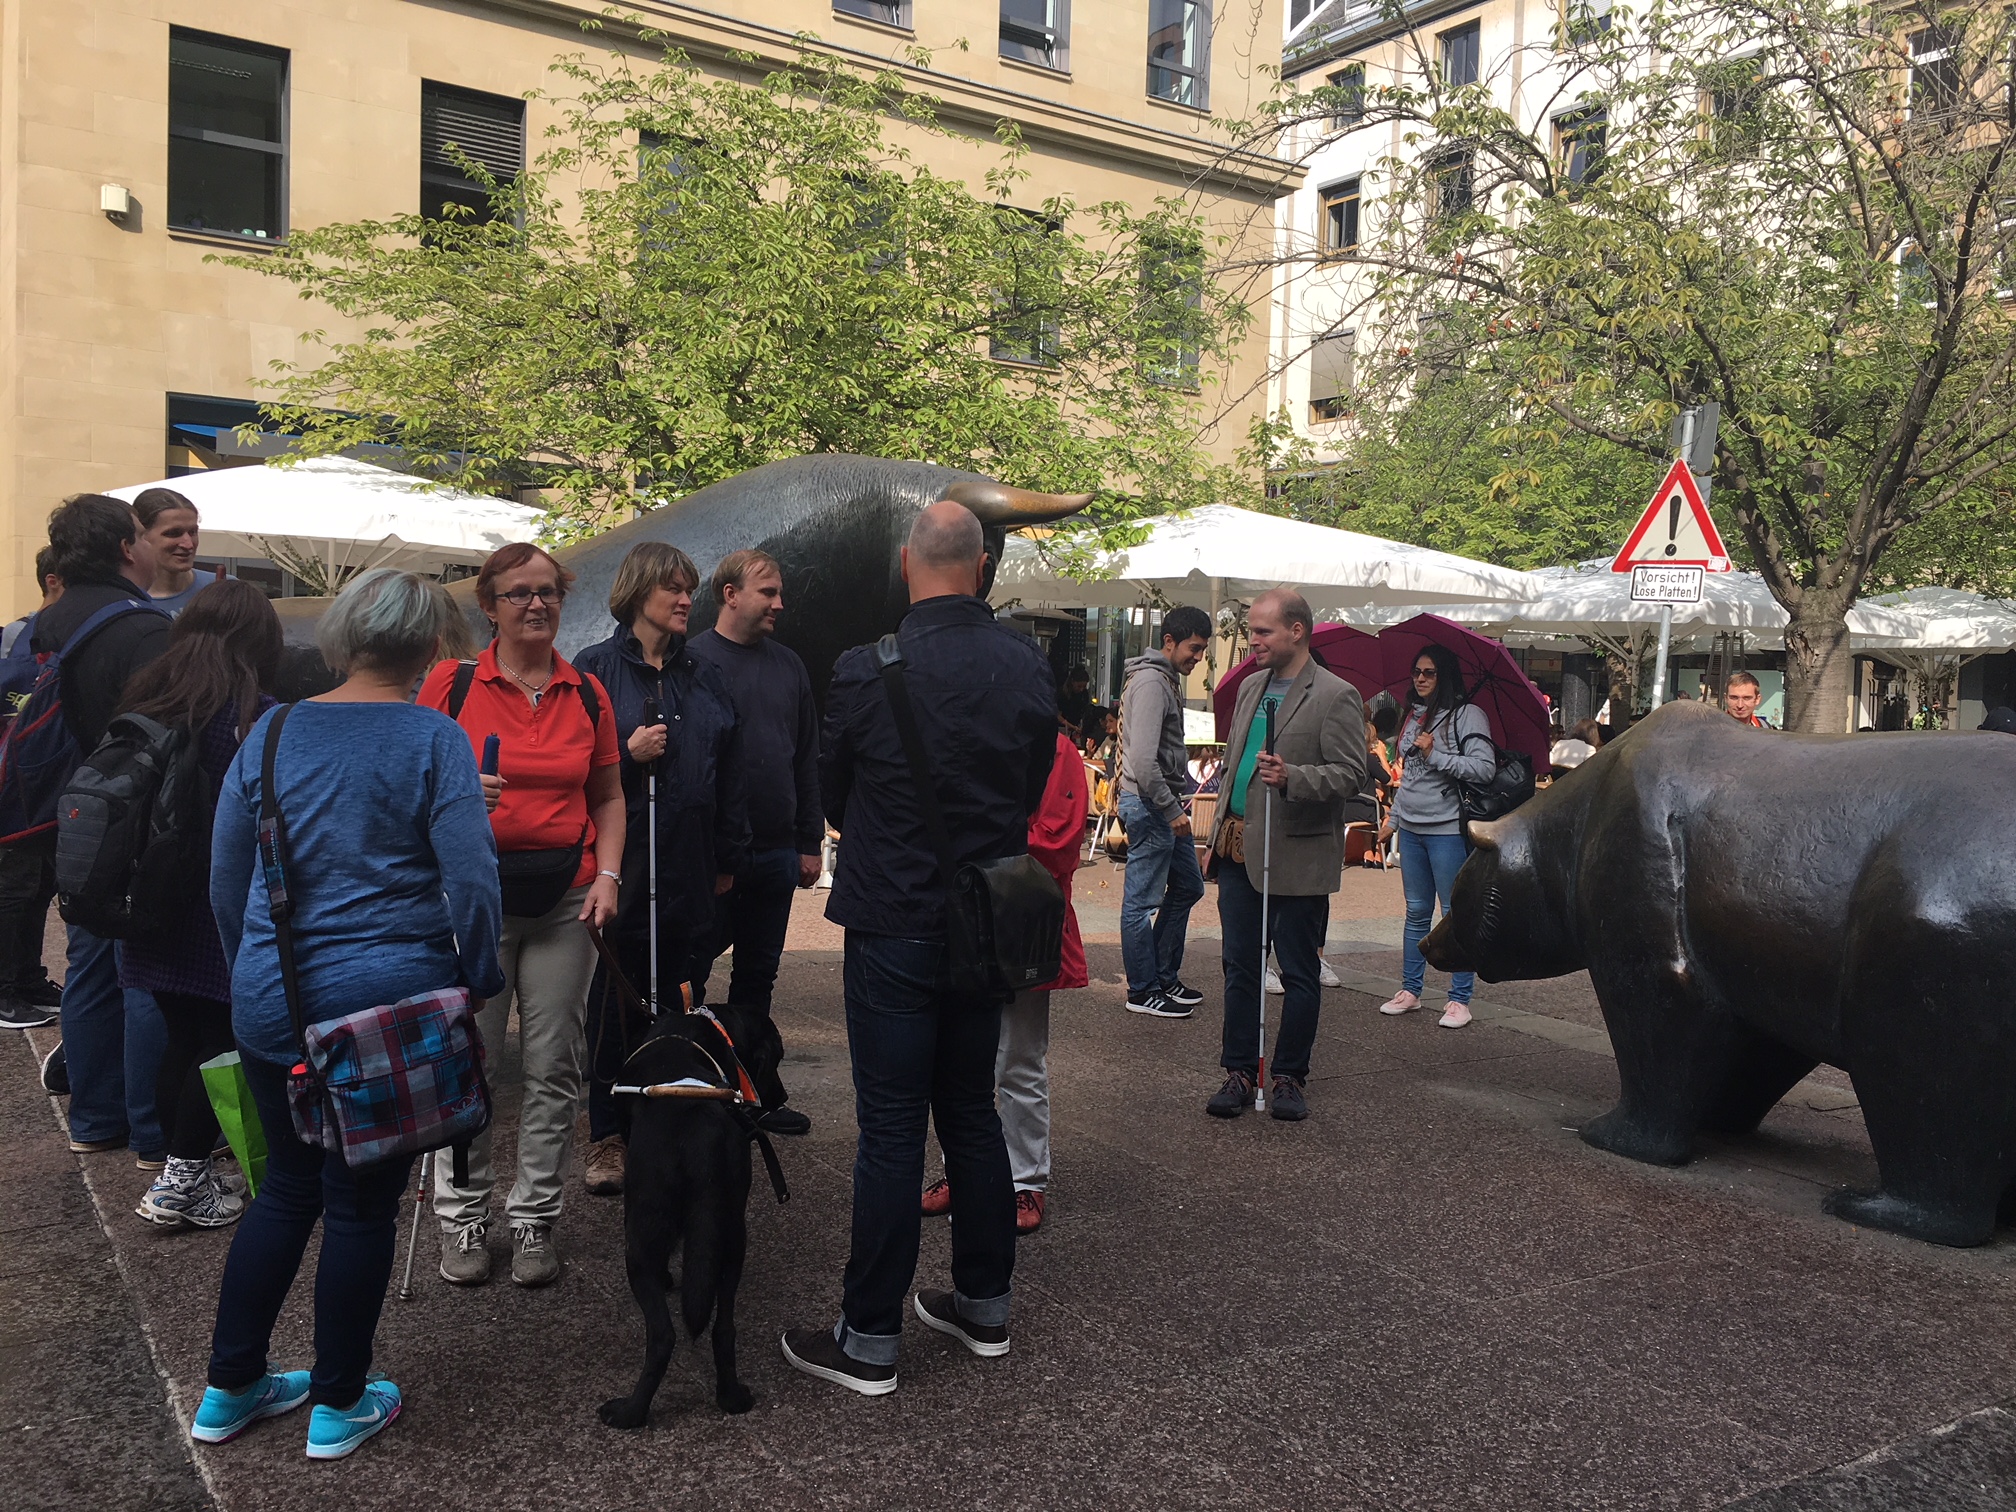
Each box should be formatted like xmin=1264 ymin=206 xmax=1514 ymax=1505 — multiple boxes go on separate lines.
xmin=1264 ymin=967 xmax=1284 ymax=995
xmin=1438 ymin=1003 xmax=1473 ymax=1029
xmin=1318 ymin=958 xmax=1342 ymax=989
xmin=1378 ymin=990 xmax=1421 ymax=1016
xmin=137 ymin=1157 xmax=245 ymax=1228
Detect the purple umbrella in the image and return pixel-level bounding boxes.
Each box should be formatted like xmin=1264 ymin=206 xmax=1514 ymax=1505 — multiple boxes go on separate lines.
xmin=1213 ymin=623 xmax=1383 ymax=741
xmin=1376 ymin=614 xmax=1551 ymax=768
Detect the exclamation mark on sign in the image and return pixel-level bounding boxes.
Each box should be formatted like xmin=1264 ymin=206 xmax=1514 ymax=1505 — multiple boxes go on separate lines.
xmin=1665 ymin=494 xmax=1682 ymax=557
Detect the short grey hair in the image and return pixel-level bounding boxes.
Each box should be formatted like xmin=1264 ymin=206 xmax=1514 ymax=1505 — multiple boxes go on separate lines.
xmin=908 ymin=500 xmax=985 ymax=570
xmin=317 ymin=567 xmax=457 ymax=676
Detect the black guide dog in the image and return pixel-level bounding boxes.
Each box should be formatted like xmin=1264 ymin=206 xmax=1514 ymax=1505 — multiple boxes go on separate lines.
xmin=598 ymin=1003 xmax=788 ymax=1431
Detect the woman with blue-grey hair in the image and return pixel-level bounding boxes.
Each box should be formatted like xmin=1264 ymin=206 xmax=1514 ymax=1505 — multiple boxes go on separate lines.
xmin=192 ymin=567 xmax=505 ymax=1462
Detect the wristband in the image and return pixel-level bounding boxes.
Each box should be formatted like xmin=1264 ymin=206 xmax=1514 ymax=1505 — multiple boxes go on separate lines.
xmin=597 ymin=870 xmax=621 ymax=883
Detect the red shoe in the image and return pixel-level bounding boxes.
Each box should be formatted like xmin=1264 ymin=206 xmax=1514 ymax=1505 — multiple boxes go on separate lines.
xmin=920 ymin=1179 xmax=951 ymax=1217
xmin=1014 ymin=1190 xmax=1045 ymax=1233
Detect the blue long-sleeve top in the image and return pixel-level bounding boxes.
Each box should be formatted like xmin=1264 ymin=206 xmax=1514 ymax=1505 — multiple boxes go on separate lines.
xmin=211 ymin=701 xmax=507 ymax=1068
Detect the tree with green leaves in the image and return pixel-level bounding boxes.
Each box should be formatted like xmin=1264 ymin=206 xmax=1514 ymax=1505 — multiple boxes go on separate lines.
xmin=223 ymin=34 xmax=1250 ymax=540
xmin=1250 ymin=0 xmax=2016 ymax=730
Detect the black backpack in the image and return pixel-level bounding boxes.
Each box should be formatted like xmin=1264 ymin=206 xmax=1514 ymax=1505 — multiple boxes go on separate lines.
xmin=55 ymin=712 xmax=211 ymax=941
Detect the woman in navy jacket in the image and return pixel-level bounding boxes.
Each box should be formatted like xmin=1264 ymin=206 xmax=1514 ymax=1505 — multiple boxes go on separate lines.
xmin=572 ymin=542 xmax=751 ymax=1192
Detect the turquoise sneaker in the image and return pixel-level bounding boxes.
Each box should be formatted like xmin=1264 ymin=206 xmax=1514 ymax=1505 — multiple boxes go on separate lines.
xmin=192 ymin=1369 xmax=311 ymax=1444
xmin=305 ymin=1379 xmax=401 ymax=1461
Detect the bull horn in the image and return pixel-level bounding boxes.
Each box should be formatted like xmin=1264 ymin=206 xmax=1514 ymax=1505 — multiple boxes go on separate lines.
xmin=944 ymin=480 xmax=1095 ymax=527
xmin=1465 ymin=818 xmax=1505 ymax=850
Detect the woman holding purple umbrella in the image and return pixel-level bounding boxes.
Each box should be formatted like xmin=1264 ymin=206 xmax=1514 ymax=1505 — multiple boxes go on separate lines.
xmin=1377 ymin=641 xmax=1495 ymax=1028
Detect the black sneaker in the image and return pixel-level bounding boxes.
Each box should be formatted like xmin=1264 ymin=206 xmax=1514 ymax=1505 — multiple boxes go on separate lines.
xmin=0 ymin=997 xmax=56 ymax=1030
xmin=758 ymin=1105 xmax=811 ymax=1137
xmin=780 ymin=1326 xmax=898 ymax=1396
xmin=1269 ymin=1076 xmax=1309 ymax=1122
xmin=1206 ymin=1071 xmax=1255 ymax=1118
xmin=914 ymin=1290 xmax=1010 ymax=1358
xmin=1126 ymin=991 xmax=1193 ymax=1019
xmin=17 ymin=978 xmax=62 ymax=1008
xmin=1163 ymin=981 xmax=1205 ymax=1007
xmin=39 ymin=1041 xmax=67 ymax=1095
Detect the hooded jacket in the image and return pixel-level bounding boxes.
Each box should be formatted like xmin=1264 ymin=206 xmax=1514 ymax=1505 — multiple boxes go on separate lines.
xmin=574 ymin=627 xmax=751 ymax=939
xmin=1119 ymin=649 xmax=1188 ymax=823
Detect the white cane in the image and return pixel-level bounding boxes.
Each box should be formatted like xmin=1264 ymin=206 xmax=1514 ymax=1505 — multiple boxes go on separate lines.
xmin=1255 ymin=700 xmax=1276 ymax=1114
xmin=644 ymin=695 xmax=662 ymax=1018
xmin=397 ymin=1149 xmax=431 ymax=1301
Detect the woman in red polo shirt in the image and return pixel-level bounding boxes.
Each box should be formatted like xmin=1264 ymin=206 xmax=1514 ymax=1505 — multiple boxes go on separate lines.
xmin=416 ymin=543 xmax=623 ymax=1291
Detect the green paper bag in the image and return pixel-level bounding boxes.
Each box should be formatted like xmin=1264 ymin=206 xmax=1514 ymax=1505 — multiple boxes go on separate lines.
xmin=199 ymin=1051 xmax=267 ymax=1198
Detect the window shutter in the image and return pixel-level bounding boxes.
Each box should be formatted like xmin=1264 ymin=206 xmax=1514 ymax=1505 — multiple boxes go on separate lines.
xmin=421 ymin=86 xmax=524 ymax=181
xmin=1309 ymin=332 xmax=1355 ymax=404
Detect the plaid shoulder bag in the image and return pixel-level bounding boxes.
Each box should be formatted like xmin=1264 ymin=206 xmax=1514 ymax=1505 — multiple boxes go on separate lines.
xmin=258 ymin=705 xmax=492 ymax=1182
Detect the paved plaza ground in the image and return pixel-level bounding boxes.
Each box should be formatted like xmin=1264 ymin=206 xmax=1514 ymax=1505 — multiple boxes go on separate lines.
xmin=5 ymin=862 xmax=2016 ymax=1510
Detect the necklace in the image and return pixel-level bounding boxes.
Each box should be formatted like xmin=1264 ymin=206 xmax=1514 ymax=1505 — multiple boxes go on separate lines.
xmin=498 ymin=654 xmax=552 ymax=703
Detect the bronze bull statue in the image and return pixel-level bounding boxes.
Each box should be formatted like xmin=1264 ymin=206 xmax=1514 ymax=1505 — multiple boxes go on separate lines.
xmin=269 ymin=454 xmax=1089 ymax=701
xmin=1422 ymin=699 xmax=2016 ymax=1247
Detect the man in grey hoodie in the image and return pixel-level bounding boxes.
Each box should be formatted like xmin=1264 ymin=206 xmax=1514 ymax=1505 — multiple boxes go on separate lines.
xmin=1117 ymin=605 xmax=1214 ymax=1017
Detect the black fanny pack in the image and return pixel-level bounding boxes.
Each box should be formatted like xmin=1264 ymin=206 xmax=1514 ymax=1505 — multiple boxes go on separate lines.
xmin=496 ymin=835 xmax=585 ymax=919
xmin=875 ymin=634 xmax=1064 ymax=1005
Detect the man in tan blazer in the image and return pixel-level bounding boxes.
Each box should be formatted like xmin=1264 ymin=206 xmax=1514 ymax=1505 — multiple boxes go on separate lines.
xmin=1206 ymin=589 xmax=1366 ymax=1121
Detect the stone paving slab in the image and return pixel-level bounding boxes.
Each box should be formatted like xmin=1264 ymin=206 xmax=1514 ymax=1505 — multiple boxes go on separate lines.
xmin=8 ymin=919 xmax=2016 ymax=1509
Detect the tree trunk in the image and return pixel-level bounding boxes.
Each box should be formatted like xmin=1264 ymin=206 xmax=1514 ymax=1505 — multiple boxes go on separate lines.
xmin=1782 ymin=595 xmax=1855 ymax=733
xmin=1604 ymin=650 xmax=1635 ymax=723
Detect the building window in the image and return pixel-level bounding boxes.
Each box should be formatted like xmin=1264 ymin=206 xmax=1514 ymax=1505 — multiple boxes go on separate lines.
xmin=1440 ymin=21 xmax=1481 ymax=88
xmin=1002 ymin=0 xmax=1069 ymax=70
xmin=1554 ymin=107 xmax=1606 ymax=188
xmin=1309 ymin=331 xmax=1355 ymax=422
xmin=991 ymin=209 xmax=1062 ymax=367
xmin=836 ymin=0 xmax=912 ymax=27
xmin=1909 ymin=27 xmax=1961 ymax=121
xmin=167 ymin=29 xmax=287 ymax=241
xmin=1328 ymin=65 xmax=1366 ymax=129
xmin=1431 ymin=148 xmax=1474 ymax=220
xmin=421 ymin=82 xmax=525 ymax=224
xmin=1898 ymin=242 xmax=1936 ymax=307
xmin=1564 ymin=0 xmax=1612 ymax=43
xmin=1141 ymin=232 xmax=1203 ymax=387
xmin=1290 ymin=0 xmax=1316 ymax=26
xmin=1704 ymin=56 xmax=1764 ymax=157
xmin=1319 ymin=177 xmax=1361 ymax=254
xmin=1148 ymin=0 xmax=1210 ymax=110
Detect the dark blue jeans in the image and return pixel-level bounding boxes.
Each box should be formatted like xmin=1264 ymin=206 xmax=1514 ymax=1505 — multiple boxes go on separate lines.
xmin=837 ymin=932 xmax=1014 ymax=1365
xmin=61 ymin=924 xmax=165 ymax=1154
xmin=702 ymin=845 xmax=800 ymax=1013
xmin=1217 ymin=862 xmax=1330 ymax=1082
xmin=1399 ymin=828 xmax=1475 ymax=1004
xmin=1117 ymin=793 xmax=1205 ymax=997
xmin=206 ymin=1057 xmax=415 ymax=1409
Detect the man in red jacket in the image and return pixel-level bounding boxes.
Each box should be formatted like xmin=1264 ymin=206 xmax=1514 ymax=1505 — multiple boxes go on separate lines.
xmin=921 ymin=722 xmax=1087 ymax=1234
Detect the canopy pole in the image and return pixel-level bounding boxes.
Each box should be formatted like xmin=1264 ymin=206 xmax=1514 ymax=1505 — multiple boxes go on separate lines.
xmin=1205 ymin=577 xmax=1222 ymax=694
xmin=1649 ymin=605 xmax=1674 ymax=711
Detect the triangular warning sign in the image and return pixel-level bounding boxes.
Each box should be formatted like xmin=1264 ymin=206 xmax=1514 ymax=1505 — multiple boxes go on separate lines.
xmin=1611 ymin=459 xmax=1730 ymax=572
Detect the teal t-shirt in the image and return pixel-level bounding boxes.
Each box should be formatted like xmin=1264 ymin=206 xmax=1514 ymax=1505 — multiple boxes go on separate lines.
xmin=1228 ymin=676 xmax=1293 ymax=818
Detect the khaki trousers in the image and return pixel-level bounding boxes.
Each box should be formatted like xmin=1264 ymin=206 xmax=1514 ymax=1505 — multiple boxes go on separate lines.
xmin=435 ymin=883 xmax=595 ymax=1229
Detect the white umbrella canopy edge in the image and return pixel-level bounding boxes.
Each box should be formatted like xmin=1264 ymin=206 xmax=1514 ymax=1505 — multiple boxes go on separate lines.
xmin=106 ymin=456 xmax=545 ymax=572
xmin=993 ymin=504 xmax=1539 ymax=611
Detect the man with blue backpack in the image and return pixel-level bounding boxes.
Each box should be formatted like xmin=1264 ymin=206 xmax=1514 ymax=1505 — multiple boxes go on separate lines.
xmin=0 ymin=496 xmax=171 ymax=1160
xmin=0 ymin=545 xmax=66 ymax=1031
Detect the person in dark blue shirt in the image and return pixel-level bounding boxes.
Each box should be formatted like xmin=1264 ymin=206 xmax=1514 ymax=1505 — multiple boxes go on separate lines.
xmin=688 ymin=547 xmax=823 ymax=1137
xmin=781 ymin=500 xmax=1056 ymax=1397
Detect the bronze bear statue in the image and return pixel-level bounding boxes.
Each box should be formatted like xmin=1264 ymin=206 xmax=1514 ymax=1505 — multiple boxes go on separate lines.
xmin=268 ymin=454 xmax=1089 ymax=702
xmin=1422 ymin=699 xmax=2016 ymax=1247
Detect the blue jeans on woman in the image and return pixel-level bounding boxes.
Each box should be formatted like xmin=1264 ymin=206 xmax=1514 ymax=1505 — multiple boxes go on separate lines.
xmin=206 ymin=1056 xmax=415 ymax=1409
xmin=1399 ymin=828 xmax=1474 ymax=1005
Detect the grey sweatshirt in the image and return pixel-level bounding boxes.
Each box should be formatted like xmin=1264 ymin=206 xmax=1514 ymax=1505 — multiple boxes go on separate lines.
xmin=1393 ymin=702 xmax=1496 ymax=834
xmin=1119 ymin=649 xmax=1188 ymax=822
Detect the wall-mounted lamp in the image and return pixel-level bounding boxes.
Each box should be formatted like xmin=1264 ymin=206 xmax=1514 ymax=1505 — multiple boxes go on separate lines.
xmin=100 ymin=184 xmax=132 ymax=221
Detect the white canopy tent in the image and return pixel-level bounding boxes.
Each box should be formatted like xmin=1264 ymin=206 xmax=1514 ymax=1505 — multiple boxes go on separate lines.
xmin=1857 ymin=587 xmax=2016 ymax=727
xmin=108 ymin=456 xmax=544 ymax=583
xmin=993 ymin=505 xmax=1539 ymax=614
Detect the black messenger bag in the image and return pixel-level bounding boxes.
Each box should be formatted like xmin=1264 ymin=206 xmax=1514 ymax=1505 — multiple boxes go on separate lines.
xmin=874 ymin=635 xmax=1064 ymax=1005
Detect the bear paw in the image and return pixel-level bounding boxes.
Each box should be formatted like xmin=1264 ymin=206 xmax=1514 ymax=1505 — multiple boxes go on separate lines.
xmin=1822 ymin=1187 xmax=1995 ymax=1249
xmin=1580 ymin=1108 xmax=1692 ymax=1167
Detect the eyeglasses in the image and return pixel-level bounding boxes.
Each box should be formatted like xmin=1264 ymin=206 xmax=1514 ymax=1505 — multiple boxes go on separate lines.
xmin=497 ymin=587 xmax=564 ymax=607
xmin=1412 ymin=667 xmax=1438 ymax=681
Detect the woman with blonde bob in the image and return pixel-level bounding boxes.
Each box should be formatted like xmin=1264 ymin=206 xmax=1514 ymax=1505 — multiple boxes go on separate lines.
xmin=574 ymin=542 xmax=749 ymax=1196
xmin=195 ymin=568 xmax=504 ymax=1462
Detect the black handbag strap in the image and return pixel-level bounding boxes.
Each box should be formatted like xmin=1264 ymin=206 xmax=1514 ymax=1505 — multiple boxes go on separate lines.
xmin=874 ymin=634 xmax=962 ymax=897
xmin=258 ymin=705 xmax=312 ymax=1063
